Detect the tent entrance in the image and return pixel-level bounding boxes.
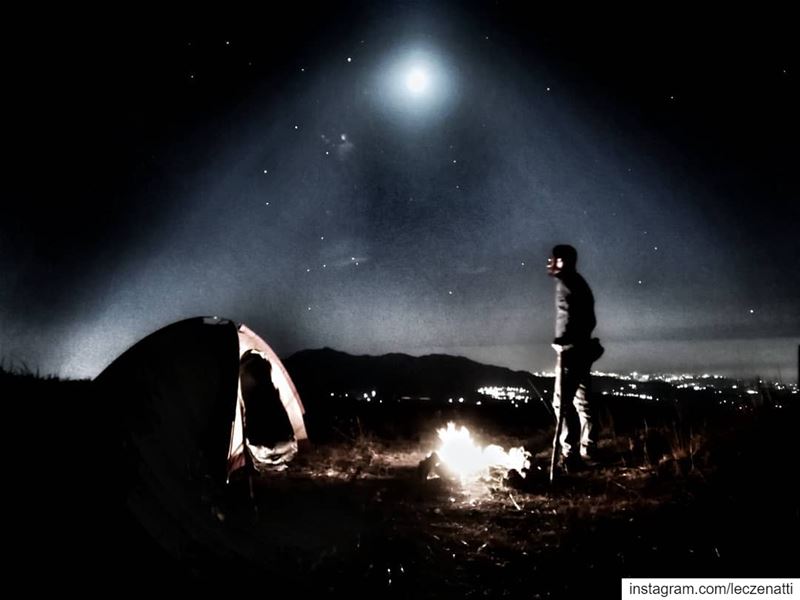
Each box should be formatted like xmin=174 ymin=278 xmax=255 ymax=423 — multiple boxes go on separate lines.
xmin=226 ymin=349 xmax=299 ymax=480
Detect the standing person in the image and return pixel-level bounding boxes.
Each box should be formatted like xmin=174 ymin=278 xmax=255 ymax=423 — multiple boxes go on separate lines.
xmin=547 ymin=244 xmax=602 ymax=473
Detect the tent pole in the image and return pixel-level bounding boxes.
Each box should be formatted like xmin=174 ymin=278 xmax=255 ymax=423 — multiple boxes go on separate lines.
xmin=244 ymin=440 xmax=259 ymax=517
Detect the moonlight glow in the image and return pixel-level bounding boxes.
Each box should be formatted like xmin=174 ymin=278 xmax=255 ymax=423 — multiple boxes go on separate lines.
xmin=406 ymin=67 xmax=430 ymax=95
xmin=3 ymin=7 xmax=795 ymax=385
xmin=374 ymin=46 xmax=458 ymax=123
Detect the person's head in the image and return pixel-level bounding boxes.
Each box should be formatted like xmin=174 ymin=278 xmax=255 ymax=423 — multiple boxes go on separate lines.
xmin=546 ymin=244 xmax=578 ymax=276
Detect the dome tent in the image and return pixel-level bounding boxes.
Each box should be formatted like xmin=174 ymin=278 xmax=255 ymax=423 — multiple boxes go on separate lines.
xmin=94 ymin=316 xmax=308 ymax=561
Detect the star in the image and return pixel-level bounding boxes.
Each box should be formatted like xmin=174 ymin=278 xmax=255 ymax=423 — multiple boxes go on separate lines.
xmin=294 ymin=125 xmax=299 ymax=130
xmin=347 ymin=57 xmax=352 ymax=63
xmin=749 ymin=309 xmax=755 ymax=314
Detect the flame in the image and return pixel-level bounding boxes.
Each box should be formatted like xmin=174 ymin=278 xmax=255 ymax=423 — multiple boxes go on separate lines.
xmin=433 ymin=422 xmax=530 ymax=481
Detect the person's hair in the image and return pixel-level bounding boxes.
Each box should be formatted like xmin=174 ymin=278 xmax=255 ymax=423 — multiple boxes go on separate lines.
xmin=552 ymin=244 xmax=578 ymax=267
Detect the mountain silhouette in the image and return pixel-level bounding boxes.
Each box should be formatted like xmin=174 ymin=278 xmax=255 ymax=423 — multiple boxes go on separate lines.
xmin=283 ymin=347 xmax=544 ymax=407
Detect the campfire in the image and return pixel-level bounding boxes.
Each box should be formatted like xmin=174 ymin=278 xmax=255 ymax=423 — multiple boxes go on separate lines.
xmin=420 ymin=422 xmax=530 ymax=483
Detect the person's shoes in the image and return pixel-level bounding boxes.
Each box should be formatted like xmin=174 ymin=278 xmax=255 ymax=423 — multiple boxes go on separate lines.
xmin=558 ymin=453 xmax=586 ymax=474
xmin=580 ymin=455 xmax=601 ymax=469
xmin=580 ymin=444 xmax=603 ymax=465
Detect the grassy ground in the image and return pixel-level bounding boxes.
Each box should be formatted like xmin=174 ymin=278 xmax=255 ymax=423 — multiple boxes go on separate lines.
xmin=3 ymin=366 xmax=797 ymax=595
xmin=202 ymin=410 xmax=798 ymax=597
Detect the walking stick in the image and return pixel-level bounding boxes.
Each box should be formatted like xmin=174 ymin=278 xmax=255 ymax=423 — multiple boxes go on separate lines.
xmin=549 ymin=347 xmax=564 ymax=483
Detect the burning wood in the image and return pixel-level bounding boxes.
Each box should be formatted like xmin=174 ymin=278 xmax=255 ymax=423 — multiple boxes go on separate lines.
xmin=418 ymin=422 xmax=530 ymax=483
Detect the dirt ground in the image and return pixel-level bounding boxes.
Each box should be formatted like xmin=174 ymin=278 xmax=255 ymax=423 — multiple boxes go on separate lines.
xmin=5 ymin=370 xmax=795 ymax=595
xmin=188 ymin=426 xmax=797 ymax=598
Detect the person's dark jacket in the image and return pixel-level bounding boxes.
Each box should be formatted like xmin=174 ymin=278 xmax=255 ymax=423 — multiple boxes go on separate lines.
xmin=554 ymin=270 xmax=596 ymax=345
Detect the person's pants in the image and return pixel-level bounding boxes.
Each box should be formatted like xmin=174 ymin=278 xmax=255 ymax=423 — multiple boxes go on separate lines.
xmin=552 ymin=348 xmax=595 ymax=459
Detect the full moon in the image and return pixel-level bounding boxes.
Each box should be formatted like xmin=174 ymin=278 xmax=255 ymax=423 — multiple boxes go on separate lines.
xmin=406 ymin=67 xmax=429 ymax=95
xmin=375 ymin=47 xmax=456 ymax=121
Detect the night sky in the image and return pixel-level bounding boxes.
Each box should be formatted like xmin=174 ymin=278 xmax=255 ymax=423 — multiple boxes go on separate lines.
xmin=3 ymin=3 xmax=798 ymax=381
